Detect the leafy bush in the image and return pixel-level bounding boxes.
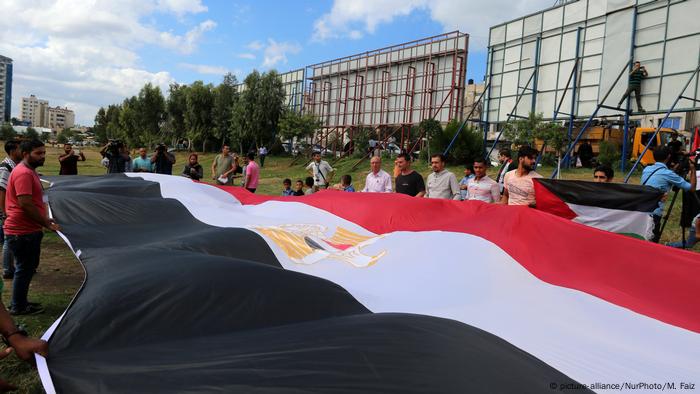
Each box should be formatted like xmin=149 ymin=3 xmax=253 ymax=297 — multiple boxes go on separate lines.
xmin=597 ymin=140 xmax=621 ymax=167
xmin=351 ymin=127 xmax=373 ymax=158
xmin=430 ymin=119 xmax=483 ymax=164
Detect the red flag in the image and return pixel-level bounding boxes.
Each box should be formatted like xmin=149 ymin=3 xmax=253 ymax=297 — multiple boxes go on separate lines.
xmin=692 ymin=126 xmax=700 ymax=154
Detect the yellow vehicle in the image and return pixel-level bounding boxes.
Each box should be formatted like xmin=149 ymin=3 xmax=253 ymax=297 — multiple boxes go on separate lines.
xmin=631 ymin=127 xmax=676 ymax=166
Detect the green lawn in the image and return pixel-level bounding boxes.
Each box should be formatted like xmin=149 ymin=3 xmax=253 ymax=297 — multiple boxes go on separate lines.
xmin=0 ymin=145 xmax=695 ymax=392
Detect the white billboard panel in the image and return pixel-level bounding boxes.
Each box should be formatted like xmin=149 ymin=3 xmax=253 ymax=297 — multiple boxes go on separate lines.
xmin=485 ymin=0 xmax=700 ymax=124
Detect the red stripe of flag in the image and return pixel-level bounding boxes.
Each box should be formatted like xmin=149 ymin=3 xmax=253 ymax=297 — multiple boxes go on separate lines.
xmin=219 ymin=186 xmax=700 ymax=334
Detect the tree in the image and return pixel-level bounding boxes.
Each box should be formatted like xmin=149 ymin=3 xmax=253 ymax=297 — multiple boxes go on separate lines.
xmin=166 ymin=83 xmax=189 ymax=146
xmin=184 ymin=81 xmax=215 ymax=152
xmin=430 ymin=120 xmax=483 ymax=164
xmin=57 ymin=133 xmax=68 ymax=144
xmin=105 ymin=105 xmax=121 ymax=142
xmin=118 ymin=96 xmax=141 ymax=147
xmin=278 ymin=110 xmax=321 ymax=142
xmin=419 ymin=118 xmax=443 ymax=160
xmin=503 ymin=111 xmax=548 ymax=148
xmin=0 ymin=124 xmax=16 ymax=141
xmin=94 ymin=107 xmax=108 ymax=143
xmin=230 ymin=70 xmax=285 ymax=152
xmin=211 ymin=73 xmax=238 ymax=147
xmin=25 ymin=127 xmax=39 ymax=140
xmin=136 ymin=83 xmax=166 ymax=146
xmin=40 ymin=132 xmax=50 ymax=142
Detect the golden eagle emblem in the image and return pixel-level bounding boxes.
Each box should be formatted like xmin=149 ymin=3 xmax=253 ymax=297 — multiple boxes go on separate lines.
xmin=253 ymin=224 xmax=386 ymax=267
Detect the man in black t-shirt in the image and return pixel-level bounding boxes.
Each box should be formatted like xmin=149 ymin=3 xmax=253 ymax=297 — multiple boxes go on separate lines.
xmin=58 ymin=143 xmax=85 ymax=175
xmin=151 ymin=144 xmax=176 ymax=175
xmin=394 ymin=153 xmax=425 ymax=197
xmin=667 ymin=133 xmax=684 ymax=165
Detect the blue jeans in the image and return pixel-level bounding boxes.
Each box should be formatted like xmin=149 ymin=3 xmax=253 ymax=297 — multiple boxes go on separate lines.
xmin=6 ymin=232 xmax=43 ymax=311
xmin=0 ymin=224 xmax=16 ymax=276
xmin=667 ymin=215 xmax=699 ymax=248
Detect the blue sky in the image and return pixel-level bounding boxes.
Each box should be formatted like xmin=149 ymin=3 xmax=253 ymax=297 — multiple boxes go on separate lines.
xmin=0 ymin=0 xmax=552 ymax=125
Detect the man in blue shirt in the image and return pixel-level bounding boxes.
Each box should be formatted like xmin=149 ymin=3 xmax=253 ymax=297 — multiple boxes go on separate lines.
xmin=641 ymin=146 xmax=696 ymax=242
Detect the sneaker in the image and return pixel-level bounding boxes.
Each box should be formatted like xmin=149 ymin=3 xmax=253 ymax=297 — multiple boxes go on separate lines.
xmin=2 ymin=272 xmax=13 ymax=279
xmin=28 ymin=301 xmax=42 ymax=308
xmin=10 ymin=305 xmax=44 ymax=316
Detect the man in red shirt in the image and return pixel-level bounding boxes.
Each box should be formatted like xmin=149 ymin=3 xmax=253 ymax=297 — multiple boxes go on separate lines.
xmin=4 ymin=140 xmax=60 ymax=315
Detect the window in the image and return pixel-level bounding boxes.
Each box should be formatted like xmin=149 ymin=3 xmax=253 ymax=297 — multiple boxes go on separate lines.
xmin=640 ymin=133 xmax=658 ymax=148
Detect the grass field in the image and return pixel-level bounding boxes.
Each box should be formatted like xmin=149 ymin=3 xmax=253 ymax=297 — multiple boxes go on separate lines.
xmin=1 ymin=145 xmax=695 ymax=392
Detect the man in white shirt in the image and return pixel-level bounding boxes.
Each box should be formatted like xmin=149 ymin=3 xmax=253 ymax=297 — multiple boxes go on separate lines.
xmin=362 ymin=156 xmax=392 ymax=193
xmin=466 ymin=158 xmax=501 ymax=203
xmin=306 ymin=151 xmax=334 ymax=189
xmin=258 ymin=146 xmax=267 ymax=167
xmin=425 ymin=154 xmax=460 ymax=200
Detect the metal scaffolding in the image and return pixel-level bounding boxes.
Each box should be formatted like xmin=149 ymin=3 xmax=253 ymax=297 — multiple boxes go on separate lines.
xmin=304 ymin=31 xmax=469 ymax=158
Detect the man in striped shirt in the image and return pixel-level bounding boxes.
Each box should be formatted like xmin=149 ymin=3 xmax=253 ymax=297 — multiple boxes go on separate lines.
xmin=618 ymin=61 xmax=647 ymax=113
xmin=0 ymin=141 xmax=20 ymax=279
xmin=466 ymin=158 xmax=501 ymax=203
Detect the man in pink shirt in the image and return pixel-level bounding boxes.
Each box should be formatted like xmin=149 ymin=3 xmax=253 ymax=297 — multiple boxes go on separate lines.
xmin=4 ymin=140 xmax=60 ymax=315
xmin=500 ymin=146 xmax=542 ymax=207
xmin=243 ymin=152 xmax=260 ymax=193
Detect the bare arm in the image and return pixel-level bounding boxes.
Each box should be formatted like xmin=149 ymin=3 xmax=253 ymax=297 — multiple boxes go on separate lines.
xmin=0 ymin=301 xmax=48 ymax=361
xmin=17 ymin=195 xmax=60 ymax=231
xmin=499 ymin=188 xmax=509 ymax=205
xmin=222 ymin=161 xmax=235 ymax=177
xmin=58 ymin=151 xmax=72 ymax=162
xmin=415 ymin=191 xmax=425 ymax=198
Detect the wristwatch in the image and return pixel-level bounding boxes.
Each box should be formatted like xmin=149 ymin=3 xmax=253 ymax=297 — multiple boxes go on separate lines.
xmin=2 ymin=327 xmax=27 ymax=346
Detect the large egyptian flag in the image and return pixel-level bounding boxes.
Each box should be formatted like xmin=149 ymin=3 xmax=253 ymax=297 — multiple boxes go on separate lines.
xmin=37 ymin=174 xmax=699 ymax=393
xmin=534 ymin=179 xmax=664 ymax=240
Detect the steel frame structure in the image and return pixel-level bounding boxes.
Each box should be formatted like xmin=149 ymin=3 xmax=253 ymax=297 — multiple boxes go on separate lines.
xmin=484 ymin=0 xmax=700 ymax=174
xmin=304 ymin=31 xmax=468 ymax=159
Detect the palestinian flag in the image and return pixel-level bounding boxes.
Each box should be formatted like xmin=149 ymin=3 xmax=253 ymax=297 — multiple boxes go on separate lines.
xmin=534 ymin=179 xmax=663 ymax=240
xmin=38 ymin=174 xmax=699 ymax=393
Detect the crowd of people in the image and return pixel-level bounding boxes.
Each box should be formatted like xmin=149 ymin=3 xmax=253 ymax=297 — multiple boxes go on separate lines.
xmin=0 ymin=134 xmax=694 ymax=388
xmin=285 ymin=143 xmax=697 ymax=248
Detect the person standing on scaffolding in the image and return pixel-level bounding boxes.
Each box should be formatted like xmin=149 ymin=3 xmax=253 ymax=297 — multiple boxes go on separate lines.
xmin=617 ymin=61 xmax=648 ymax=113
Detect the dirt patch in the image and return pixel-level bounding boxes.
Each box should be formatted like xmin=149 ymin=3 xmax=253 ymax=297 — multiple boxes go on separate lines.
xmin=2 ymin=232 xmax=84 ymax=298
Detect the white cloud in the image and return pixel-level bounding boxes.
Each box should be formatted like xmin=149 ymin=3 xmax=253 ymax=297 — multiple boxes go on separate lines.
xmin=237 ymin=53 xmax=256 ymax=60
xmin=0 ymin=0 xmax=216 ymax=125
xmin=180 ymin=63 xmax=230 ymax=75
xmin=157 ymin=0 xmax=207 ymax=15
xmin=246 ymin=40 xmax=264 ymax=51
xmin=313 ymin=0 xmax=552 ymax=49
xmin=159 ymin=20 xmax=217 ymax=54
xmin=262 ymin=39 xmax=302 ymax=69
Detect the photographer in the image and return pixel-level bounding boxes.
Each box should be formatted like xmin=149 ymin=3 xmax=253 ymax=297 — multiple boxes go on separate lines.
xmin=641 ymin=146 xmax=696 ymax=243
xmin=100 ymin=140 xmax=129 ymax=174
xmin=617 ymin=61 xmax=648 ymax=112
xmin=305 ymin=151 xmax=334 ymax=189
xmin=151 ymin=144 xmax=176 ymax=175
xmin=58 ymin=143 xmax=86 ymax=175
xmin=181 ymin=153 xmax=203 ymax=181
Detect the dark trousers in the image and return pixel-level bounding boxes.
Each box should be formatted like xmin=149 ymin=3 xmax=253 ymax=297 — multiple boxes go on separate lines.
xmin=618 ymin=85 xmax=643 ymax=111
xmin=259 ymin=155 xmax=265 ymax=167
xmin=7 ymin=231 xmax=43 ymax=311
xmin=651 ymin=215 xmax=662 ymax=243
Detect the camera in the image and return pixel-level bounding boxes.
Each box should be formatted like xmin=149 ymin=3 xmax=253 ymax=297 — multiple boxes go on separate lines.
xmin=107 ymin=139 xmax=123 ymax=155
xmin=155 ymin=143 xmax=167 ymax=154
xmin=673 ymin=148 xmax=700 ymax=176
